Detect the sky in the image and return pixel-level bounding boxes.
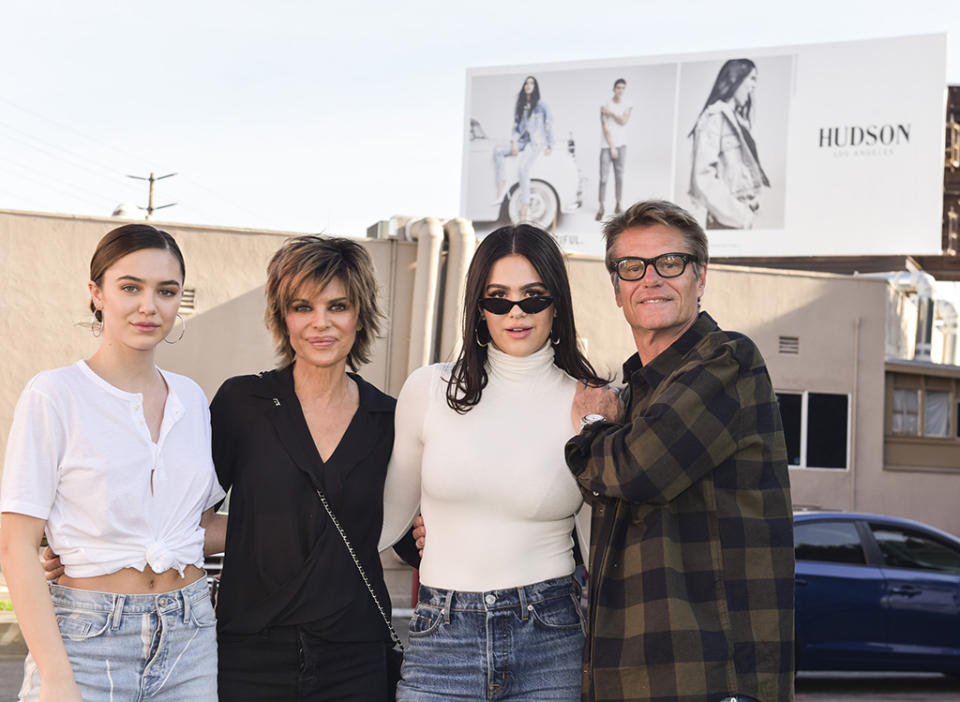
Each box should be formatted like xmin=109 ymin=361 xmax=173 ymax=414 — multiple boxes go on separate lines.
xmin=2 ymin=0 xmax=959 ymax=238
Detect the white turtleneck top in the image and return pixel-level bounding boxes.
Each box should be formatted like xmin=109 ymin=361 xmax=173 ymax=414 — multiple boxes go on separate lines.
xmin=379 ymin=343 xmax=589 ymax=591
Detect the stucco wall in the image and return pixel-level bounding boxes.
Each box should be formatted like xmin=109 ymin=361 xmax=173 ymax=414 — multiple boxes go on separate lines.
xmin=0 ymin=209 xmax=292 ymax=464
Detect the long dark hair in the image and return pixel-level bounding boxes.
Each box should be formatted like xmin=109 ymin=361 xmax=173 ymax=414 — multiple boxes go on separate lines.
xmin=690 ymin=58 xmax=757 ymax=133
xmin=513 ymin=75 xmax=541 ymax=128
xmin=446 ymin=225 xmax=605 ymax=413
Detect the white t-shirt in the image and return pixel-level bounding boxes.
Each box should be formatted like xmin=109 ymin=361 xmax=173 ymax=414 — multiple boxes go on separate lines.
xmin=601 ymin=97 xmax=633 ymax=148
xmin=379 ymin=343 xmax=589 ymax=591
xmin=0 ymin=361 xmax=225 ymax=578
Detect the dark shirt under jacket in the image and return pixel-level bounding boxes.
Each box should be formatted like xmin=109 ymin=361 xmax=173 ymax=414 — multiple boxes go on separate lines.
xmin=211 ymin=365 xmax=398 ymax=641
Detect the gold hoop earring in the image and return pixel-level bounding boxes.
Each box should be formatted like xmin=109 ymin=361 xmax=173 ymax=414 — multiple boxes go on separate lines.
xmin=164 ymin=313 xmax=185 ymax=344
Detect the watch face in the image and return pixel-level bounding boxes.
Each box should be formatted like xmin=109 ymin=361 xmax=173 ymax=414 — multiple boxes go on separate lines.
xmin=580 ymin=414 xmax=606 ymax=430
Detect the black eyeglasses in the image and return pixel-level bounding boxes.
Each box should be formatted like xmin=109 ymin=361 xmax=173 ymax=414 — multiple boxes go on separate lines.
xmin=613 ymin=252 xmax=697 ymax=281
xmin=478 ymin=296 xmax=554 ymax=315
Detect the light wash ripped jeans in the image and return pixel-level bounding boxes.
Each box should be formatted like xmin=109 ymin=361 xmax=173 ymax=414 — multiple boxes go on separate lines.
xmin=18 ymin=576 xmax=217 ymax=701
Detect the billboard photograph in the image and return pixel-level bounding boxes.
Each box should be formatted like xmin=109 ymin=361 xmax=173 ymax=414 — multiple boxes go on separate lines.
xmin=461 ymin=34 xmax=946 ymax=258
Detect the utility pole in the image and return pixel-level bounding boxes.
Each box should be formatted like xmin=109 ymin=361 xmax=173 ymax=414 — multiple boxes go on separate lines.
xmin=127 ymin=171 xmax=177 ymax=219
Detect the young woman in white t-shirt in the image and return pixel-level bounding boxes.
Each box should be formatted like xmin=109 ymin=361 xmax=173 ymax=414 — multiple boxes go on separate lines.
xmin=380 ymin=224 xmax=609 ymax=701
xmin=0 ymin=224 xmax=225 ymax=702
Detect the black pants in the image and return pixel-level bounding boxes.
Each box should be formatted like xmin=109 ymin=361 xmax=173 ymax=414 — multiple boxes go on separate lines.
xmin=218 ymin=627 xmax=388 ymax=701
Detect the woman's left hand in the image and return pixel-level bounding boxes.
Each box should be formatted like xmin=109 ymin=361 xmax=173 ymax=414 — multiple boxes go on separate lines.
xmin=40 ymin=545 xmax=64 ymax=581
xmin=412 ymin=515 xmax=426 ymax=558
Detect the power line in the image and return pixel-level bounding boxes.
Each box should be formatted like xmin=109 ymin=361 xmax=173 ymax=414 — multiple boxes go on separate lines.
xmin=127 ymin=172 xmax=177 ymax=218
xmin=0 ymin=97 xmax=272 ymax=222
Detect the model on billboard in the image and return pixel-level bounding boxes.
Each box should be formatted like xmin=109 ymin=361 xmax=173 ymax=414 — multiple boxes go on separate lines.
xmin=597 ymin=78 xmax=632 ymax=221
xmin=493 ymin=76 xmax=554 ymax=223
xmin=688 ymin=59 xmax=770 ymax=229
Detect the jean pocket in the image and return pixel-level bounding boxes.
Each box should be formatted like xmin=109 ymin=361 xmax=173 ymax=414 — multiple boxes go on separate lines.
xmin=407 ymin=604 xmax=444 ymax=639
xmin=190 ymin=595 xmax=218 ymax=628
xmin=56 ymin=609 xmax=111 ymax=642
xmin=528 ymin=594 xmax=585 ymax=633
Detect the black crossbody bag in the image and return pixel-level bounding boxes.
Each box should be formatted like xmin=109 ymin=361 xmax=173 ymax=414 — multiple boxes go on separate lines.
xmin=314 ymin=488 xmax=404 ymax=701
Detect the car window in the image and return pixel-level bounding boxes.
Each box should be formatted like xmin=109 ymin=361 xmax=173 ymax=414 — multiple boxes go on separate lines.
xmin=869 ymin=524 xmax=960 ymax=574
xmin=794 ymin=521 xmax=866 ymax=564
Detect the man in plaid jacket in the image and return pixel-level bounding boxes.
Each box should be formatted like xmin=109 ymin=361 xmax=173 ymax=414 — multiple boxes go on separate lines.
xmin=566 ymin=200 xmax=794 ymax=702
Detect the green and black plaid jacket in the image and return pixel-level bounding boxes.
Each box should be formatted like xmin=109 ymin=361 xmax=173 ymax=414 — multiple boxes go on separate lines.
xmin=566 ymin=312 xmax=794 ymax=702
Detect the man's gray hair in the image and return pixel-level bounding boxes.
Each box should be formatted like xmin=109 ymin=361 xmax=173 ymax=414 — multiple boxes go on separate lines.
xmin=602 ymin=200 xmax=709 ymax=277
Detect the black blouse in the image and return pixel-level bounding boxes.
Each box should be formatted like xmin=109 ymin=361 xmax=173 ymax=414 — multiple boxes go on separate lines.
xmin=211 ymin=365 xmax=408 ymax=640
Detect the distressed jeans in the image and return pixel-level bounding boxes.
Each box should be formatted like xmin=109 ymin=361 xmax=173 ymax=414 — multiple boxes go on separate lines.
xmin=19 ymin=576 xmax=217 ymax=701
xmin=397 ymin=575 xmax=584 ymax=701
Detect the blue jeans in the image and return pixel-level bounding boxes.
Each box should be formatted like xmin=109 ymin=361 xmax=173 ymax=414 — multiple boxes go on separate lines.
xmin=18 ymin=576 xmax=217 ymax=701
xmin=397 ymin=576 xmax=584 ymax=701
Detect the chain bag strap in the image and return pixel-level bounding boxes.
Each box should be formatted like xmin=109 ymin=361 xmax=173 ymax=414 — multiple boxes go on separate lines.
xmin=314 ymin=488 xmax=405 ymax=652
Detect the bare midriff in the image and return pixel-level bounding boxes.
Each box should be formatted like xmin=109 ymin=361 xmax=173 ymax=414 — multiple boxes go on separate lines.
xmin=58 ymin=564 xmax=204 ymax=594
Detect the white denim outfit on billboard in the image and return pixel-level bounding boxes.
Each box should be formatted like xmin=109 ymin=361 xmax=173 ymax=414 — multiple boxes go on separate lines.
xmin=493 ymin=101 xmax=554 ymax=206
xmin=18 ymin=577 xmax=217 ymax=702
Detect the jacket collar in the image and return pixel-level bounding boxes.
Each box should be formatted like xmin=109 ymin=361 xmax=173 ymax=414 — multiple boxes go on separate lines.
xmin=622 ymin=311 xmax=719 ymax=390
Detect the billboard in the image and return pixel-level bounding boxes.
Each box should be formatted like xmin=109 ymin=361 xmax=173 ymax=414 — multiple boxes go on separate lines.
xmin=461 ymin=34 xmax=947 ymax=257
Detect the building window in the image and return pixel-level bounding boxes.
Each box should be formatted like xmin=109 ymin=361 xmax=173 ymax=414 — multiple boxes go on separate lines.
xmin=777 ymin=391 xmax=849 ymax=469
xmin=888 ymin=373 xmax=957 ymax=439
xmin=892 ymin=388 xmax=920 ymax=434
xmin=924 ymin=390 xmax=951 ymax=437
xmin=777 ymin=393 xmax=802 ymax=465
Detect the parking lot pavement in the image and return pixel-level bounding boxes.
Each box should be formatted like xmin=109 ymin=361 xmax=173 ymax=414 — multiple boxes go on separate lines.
xmin=795 ymin=672 xmax=960 ymax=700
xmin=3 ymin=657 xmax=960 ymax=700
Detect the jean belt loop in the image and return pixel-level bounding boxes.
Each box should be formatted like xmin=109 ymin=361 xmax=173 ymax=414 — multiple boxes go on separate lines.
xmin=442 ymin=589 xmax=454 ymax=624
xmin=182 ymin=587 xmax=192 ymax=624
xmin=518 ymin=584 xmax=529 ymax=621
xmin=110 ymin=595 xmax=125 ymax=631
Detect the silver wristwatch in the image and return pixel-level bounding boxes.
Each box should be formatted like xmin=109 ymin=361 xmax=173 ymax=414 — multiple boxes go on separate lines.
xmin=579 ymin=413 xmax=607 ymax=431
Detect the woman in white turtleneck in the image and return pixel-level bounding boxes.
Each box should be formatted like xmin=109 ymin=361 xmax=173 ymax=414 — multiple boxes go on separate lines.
xmin=380 ymin=224 xmax=609 ymax=701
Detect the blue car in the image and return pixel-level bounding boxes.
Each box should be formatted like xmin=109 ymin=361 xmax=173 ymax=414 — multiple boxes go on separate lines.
xmin=794 ymin=510 xmax=960 ymax=674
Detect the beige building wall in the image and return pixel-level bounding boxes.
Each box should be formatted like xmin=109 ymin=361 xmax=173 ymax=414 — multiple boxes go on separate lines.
xmin=0 ymin=209 xmax=293 ymax=466
xmin=701 ymin=267 xmax=887 ymax=514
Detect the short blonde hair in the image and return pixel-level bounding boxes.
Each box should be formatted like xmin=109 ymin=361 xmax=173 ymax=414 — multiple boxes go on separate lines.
xmin=264 ymin=235 xmax=384 ymax=369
